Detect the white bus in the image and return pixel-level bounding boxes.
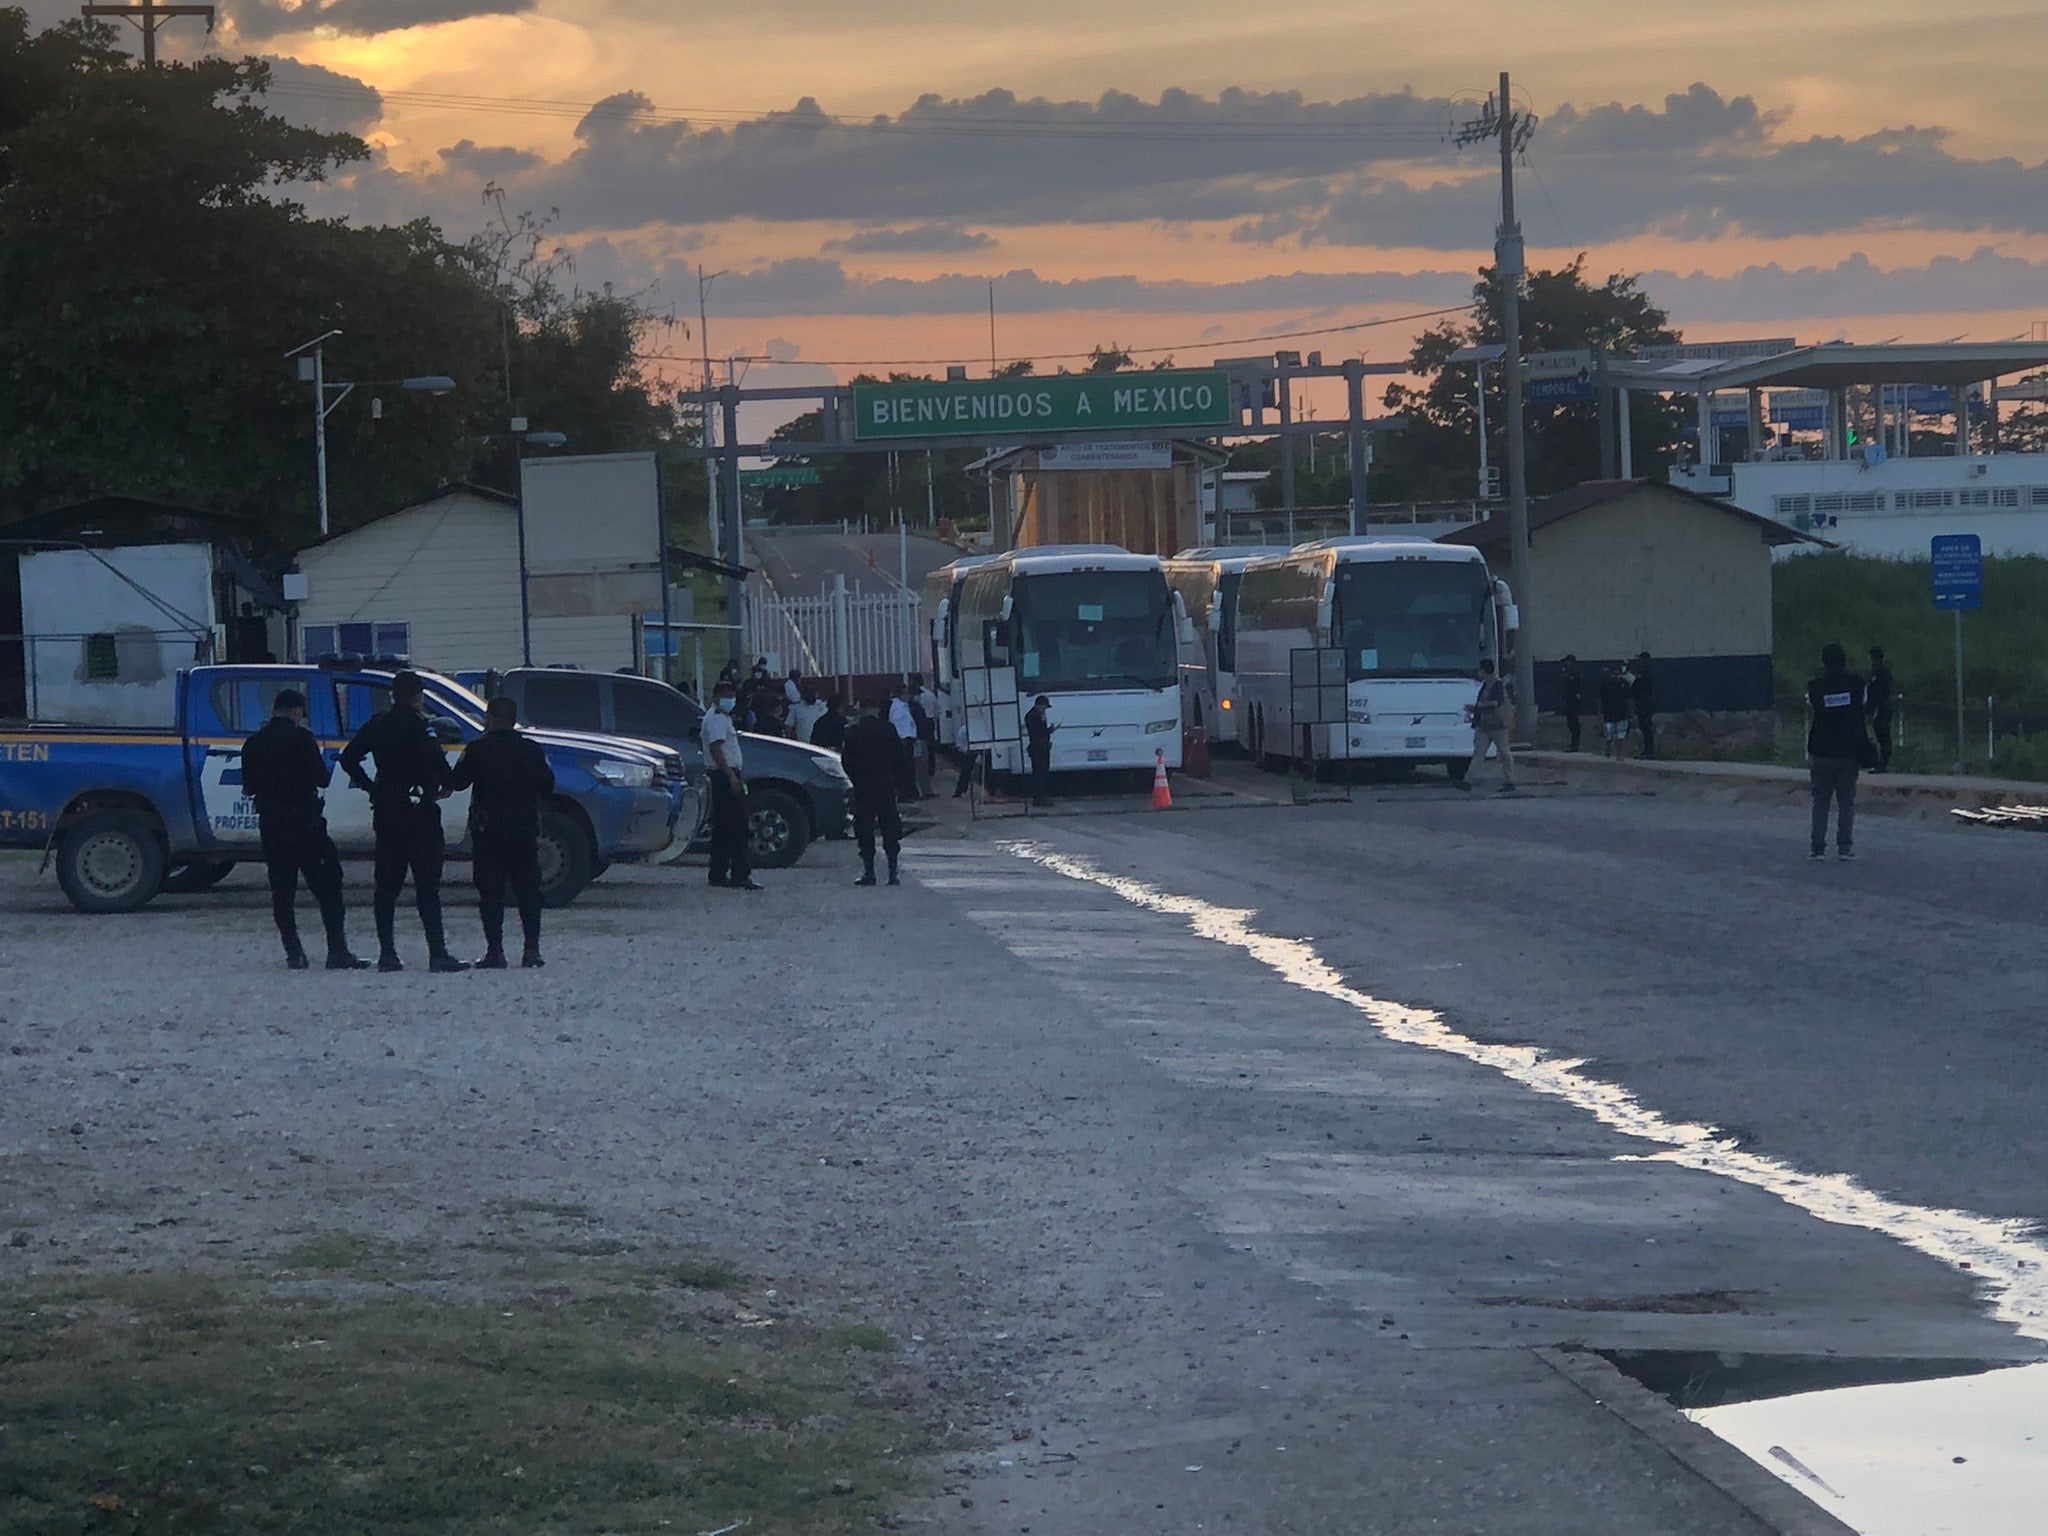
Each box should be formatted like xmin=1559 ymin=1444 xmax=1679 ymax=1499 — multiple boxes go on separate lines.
xmin=1163 ymin=546 xmax=1292 ymax=747
xmin=1233 ymin=538 xmax=1516 ymax=779
xmin=954 ymin=546 xmax=1189 ymax=777
xmin=921 ymin=554 xmax=996 ymax=751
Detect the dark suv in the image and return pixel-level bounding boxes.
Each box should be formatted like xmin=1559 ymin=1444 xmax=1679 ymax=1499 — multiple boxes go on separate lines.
xmin=475 ymin=669 xmax=852 ymax=867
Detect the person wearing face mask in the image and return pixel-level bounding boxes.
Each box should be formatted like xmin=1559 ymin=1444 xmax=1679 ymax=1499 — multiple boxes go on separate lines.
xmin=700 ymin=680 xmax=761 ymax=891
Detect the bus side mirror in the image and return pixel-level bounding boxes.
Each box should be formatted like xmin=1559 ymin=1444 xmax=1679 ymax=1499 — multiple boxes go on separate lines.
xmin=984 ymin=619 xmax=1010 ymax=666
xmin=1316 ymin=582 xmax=1334 ymax=635
xmin=1501 ymin=603 xmax=1520 ymax=635
xmin=998 ymin=594 xmax=1014 ymax=622
xmin=1171 ymin=592 xmax=1196 ymax=650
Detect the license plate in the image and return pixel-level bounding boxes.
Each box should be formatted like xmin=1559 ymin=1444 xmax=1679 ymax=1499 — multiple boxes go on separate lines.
xmin=1086 ymin=749 xmax=1109 ymax=763
xmin=1405 ymin=735 xmax=1427 ymax=749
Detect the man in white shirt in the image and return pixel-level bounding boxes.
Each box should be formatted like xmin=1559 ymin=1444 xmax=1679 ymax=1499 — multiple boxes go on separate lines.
xmin=887 ymin=685 xmax=919 ymax=800
xmin=783 ymin=669 xmax=804 ymax=709
xmin=914 ymin=675 xmax=941 ymax=777
xmin=787 ymin=686 xmax=826 ymax=744
xmin=700 ymin=680 xmax=761 ymax=890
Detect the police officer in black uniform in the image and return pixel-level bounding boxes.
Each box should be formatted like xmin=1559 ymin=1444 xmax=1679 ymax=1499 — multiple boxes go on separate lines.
xmin=840 ymin=697 xmax=903 ymax=887
xmin=449 ymin=696 xmax=555 ymax=968
xmin=239 ymin=688 xmax=369 ymax=970
xmin=1806 ymin=641 xmax=1871 ymax=860
xmin=339 ymin=670 xmax=468 ymax=973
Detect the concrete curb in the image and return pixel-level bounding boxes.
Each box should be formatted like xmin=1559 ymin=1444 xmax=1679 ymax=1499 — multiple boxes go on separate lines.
xmin=1520 ymin=751 xmax=2043 ymax=812
xmin=1536 ymin=1349 xmax=1859 ymax=1536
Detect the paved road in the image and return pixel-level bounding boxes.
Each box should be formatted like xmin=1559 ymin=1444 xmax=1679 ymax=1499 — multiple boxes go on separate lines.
xmin=913 ymin=772 xmax=2048 ymax=1531
xmin=747 ymin=526 xmax=964 ymax=600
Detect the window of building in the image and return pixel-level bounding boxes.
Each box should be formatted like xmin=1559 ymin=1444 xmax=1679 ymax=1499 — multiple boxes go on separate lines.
xmin=84 ymin=634 xmax=119 ymax=681
xmin=303 ymin=621 xmax=409 ymax=661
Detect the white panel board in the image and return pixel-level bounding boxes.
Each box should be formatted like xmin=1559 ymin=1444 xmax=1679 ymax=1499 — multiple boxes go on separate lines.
xmin=519 ymin=452 xmax=660 ymax=581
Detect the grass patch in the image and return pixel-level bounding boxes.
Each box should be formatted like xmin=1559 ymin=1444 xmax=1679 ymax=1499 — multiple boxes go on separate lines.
xmin=1776 ymin=553 xmax=2048 ymax=777
xmin=1 ymin=1264 xmax=922 ymax=1535
xmin=662 ymin=1255 xmax=748 ymax=1295
xmin=829 ymin=1324 xmax=897 ymax=1355
xmin=276 ymin=1232 xmax=419 ymax=1279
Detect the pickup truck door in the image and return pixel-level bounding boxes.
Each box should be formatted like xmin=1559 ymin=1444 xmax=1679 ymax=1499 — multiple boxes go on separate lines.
xmin=323 ymin=678 xmax=473 ymax=852
xmin=188 ymin=671 xmax=304 ymax=848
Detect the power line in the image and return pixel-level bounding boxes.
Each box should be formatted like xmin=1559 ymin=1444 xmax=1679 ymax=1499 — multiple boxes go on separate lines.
xmin=638 ymin=304 xmax=1470 ymax=373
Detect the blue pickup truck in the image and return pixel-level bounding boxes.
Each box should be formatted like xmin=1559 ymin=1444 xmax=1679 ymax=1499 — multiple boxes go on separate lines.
xmin=0 ymin=662 xmax=685 ymax=914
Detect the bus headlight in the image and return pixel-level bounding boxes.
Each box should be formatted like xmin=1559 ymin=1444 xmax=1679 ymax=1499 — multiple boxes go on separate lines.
xmin=593 ymin=758 xmax=655 ymax=788
xmin=1146 ymin=718 xmax=1176 ymax=733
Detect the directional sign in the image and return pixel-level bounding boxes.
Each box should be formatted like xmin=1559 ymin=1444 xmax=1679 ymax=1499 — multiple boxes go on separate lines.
xmin=1528 ymin=372 xmax=1594 ymax=403
xmin=1524 ymin=348 xmax=1593 ymax=378
xmin=1628 ymin=338 xmax=1798 ymax=363
xmin=739 ymin=466 xmax=822 ymax=488
xmin=1931 ymin=534 xmax=1983 ymax=611
xmin=852 ymin=369 xmax=1230 ymax=442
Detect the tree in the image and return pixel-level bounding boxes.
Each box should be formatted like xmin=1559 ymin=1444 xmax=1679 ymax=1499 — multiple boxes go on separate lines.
xmin=0 ymin=11 xmax=696 ymax=547
xmin=1374 ymin=256 xmax=1688 ymax=503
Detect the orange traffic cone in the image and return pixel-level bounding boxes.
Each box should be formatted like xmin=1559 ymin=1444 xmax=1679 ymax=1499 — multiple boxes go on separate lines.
xmin=1151 ymin=748 xmax=1173 ymax=810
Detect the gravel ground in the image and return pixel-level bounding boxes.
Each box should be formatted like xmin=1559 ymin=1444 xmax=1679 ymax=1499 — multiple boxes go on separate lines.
xmin=8 ymin=776 xmax=2025 ymax=1533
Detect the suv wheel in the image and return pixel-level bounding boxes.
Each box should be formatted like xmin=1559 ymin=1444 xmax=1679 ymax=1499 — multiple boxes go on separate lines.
xmin=536 ymin=807 xmax=597 ymax=907
xmin=746 ymin=788 xmax=811 ymax=868
xmin=56 ymin=810 xmax=167 ymax=914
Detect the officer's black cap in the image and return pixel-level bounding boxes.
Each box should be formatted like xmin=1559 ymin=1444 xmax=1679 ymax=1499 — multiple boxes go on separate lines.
xmin=273 ymin=688 xmax=308 ymax=714
xmin=392 ymin=670 xmax=426 ymax=701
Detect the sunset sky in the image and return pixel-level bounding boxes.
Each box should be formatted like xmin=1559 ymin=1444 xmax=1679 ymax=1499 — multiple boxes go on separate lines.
xmin=40 ymin=0 xmax=2048 ymax=395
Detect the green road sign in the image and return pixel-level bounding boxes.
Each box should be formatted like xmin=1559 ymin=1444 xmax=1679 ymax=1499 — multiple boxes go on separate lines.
xmin=739 ymin=466 xmax=822 ymax=487
xmin=852 ymin=369 xmax=1231 ymax=442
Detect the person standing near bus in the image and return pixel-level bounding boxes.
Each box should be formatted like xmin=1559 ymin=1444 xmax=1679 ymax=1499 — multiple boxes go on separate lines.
xmin=1025 ymin=695 xmax=1055 ymax=808
xmin=1461 ymin=660 xmax=1515 ymax=793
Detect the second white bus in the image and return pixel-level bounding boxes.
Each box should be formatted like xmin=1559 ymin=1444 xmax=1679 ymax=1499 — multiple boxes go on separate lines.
xmin=1232 ymin=538 xmax=1515 ymax=778
xmin=1163 ymin=546 xmax=1292 ymax=747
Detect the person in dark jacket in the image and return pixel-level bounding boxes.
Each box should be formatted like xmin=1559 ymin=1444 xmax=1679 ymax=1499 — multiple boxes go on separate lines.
xmin=1024 ymin=695 xmax=1055 ymax=808
xmin=1806 ymin=641 xmax=1870 ymax=860
xmin=810 ymin=695 xmax=848 ymax=752
xmin=339 ymin=670 xmax=467 ymax=973
xmin=449 ymin=696 xmax=555 ymax=969
xmin=1631 ymin=652 xmax=1657 ymax=759
xmin=1558 ymin=655 xmax=1583 ymax=752
xmin=839 ymin=698 xmax=903 ymax=887
xmin=1866 ymin=645 xmax=1895 ymax=771
xmin=1597 ymin=666 xmax=1632 ymax=761
xmin=239 ymin=689 xmax=368 ymax=970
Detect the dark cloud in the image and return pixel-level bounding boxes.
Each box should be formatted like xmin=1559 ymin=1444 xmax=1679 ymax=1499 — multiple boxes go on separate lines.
xmin=437 ymin=139 xmax=547 ymax=179
xmin=257 ymin=54 xmax=384 ymax=135
xmin=225 ymin=0 xmax=535 ymax=43
xmin=359 ymin=79 xmax=2046 ymax=250
xmin=362 ymin=86 xmax=1455 ymax=233
xmin=1644 ymin=247 xmax=2048 ymax=323
xmin=823 ymin=224 xmax=996 ymax=254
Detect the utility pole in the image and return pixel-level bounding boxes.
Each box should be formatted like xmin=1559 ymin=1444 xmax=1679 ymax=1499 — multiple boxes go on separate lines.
xmin=1458 ymin=72 xmax=1539 ymax=742
xmin=80 ymin=0 xmax=214 ymax=66
xmin=698 ymin=267 xmax=726 ymax=560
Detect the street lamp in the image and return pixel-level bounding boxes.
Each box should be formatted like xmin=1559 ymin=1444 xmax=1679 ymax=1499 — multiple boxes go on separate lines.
xmin=287 ymin=331 xmax=456 ymax=536
xmin=497 ymin=423 xmax=568 ymax=666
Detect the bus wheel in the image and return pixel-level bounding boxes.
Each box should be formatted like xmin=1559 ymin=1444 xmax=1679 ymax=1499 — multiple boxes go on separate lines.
xmin=1256 ymin=711 xmax=1286 ymax=774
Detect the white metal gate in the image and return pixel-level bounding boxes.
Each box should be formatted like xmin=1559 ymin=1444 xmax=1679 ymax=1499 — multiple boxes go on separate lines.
xmin=746 ymin=580 xmax=922 ymax=678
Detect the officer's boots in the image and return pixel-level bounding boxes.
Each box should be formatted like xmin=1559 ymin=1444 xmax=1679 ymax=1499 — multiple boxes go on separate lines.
xmin=855 ymin=856 xmax=878 ymax=887
xmin=886 ymin=853 xmax=901 ymax=887
xmin=478 ymin=946 xmax=510 ymax=970
xmin=521 ymin=943 xmax=545 ymax=970
xmin=284 ymin=941 xmax=311 ymax=971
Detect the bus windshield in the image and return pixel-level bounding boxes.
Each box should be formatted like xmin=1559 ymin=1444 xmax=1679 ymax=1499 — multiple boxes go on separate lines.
xmin=1333 ymin=561 xmax=1494 ymax=681
xmin=1215 ymin=571 xmax=1244 ymax=673
xmin=1013 ymin=570 xmax=1176 ymax=692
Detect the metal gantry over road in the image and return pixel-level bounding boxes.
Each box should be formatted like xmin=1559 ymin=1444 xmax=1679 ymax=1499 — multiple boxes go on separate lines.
xmin=682 ymin=358 xmax=1410 ymax=661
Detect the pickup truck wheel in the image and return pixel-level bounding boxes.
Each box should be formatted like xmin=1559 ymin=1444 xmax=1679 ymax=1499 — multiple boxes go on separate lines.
xmin=161 ymin=860 xmax=236 ymax=894
xmin=1444 ymin=757 xmax=1470 ymax=784
xmin=746 ymin=788 xmax=810 ymax=868
xmin=57 ymin=811 xmax=167 ymax=914
xmin=536 ymin=808 xmax=596 ymax=908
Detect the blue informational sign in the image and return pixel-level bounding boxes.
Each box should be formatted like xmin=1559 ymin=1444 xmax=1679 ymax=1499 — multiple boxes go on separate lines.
xmin=1774 ymin=406 xmax=1826 ymax=431
xmin=1528 ymin=374 xmax=1594 ymax=403
xmin=1931 ymin=533 xmax=1983 ymax=611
